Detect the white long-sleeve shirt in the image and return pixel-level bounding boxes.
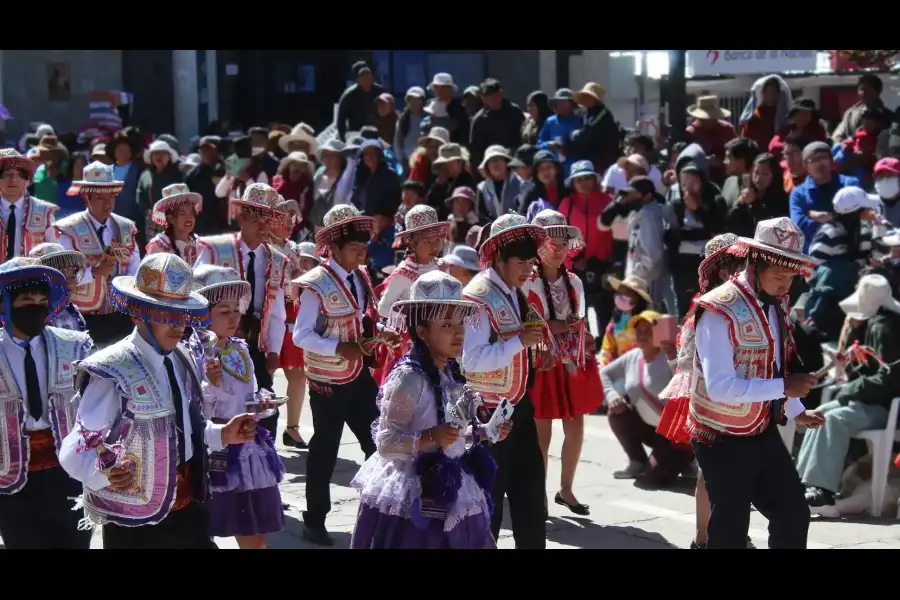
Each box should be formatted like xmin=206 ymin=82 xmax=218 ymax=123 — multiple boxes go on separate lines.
xmin=58 ymin=212 xmax=140 ymax=286
xmin=0 ymin=195 xmax=58 ymax=256
xmin=376 ymin=259 xmax=441 ymax=318
xmin=0 ymin=330 xmax=50 ymax=431
xmin=59 ymin=329 xmax=225 ymax=492
xmin=694 ymin=272 xmax=805 ymax=420
xmin=461 ymin=269 xmax=525 ymax=373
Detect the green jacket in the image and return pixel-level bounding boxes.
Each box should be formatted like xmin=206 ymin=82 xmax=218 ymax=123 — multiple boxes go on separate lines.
xmin=834 ymin=310 xmax=900 ymax=408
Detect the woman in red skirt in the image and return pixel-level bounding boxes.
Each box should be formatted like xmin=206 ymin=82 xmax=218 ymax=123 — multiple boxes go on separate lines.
xmin=524 ymin=209 xmax=601 ymax=517
xmin=657 ymin=233 xmax=745 ymax=549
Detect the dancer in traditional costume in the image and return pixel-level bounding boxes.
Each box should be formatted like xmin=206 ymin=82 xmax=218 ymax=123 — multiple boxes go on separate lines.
xmin=145 ymin=183 xmax=202 ymax=264
xmin=195 ymin=182 xmax=288 ymax=440
xmin=689 ymin=217 xmax=823 ymax=549
xmin=461 ymin=213 xmax=548 ymax=549
xmin=56 ymin=161 xmax=139 ymax=347
xmin=292 ymin=204 xmax=401 ymax=546
xmin=29 ymin=242 xmax=88 ymax=332
xmin=351 ymin=270 xmax=505 ymax=549
xmin=523 ymin=209 xmax=600 ymax=517
xmin=59 ymin=254 xmax=259 ymax=549
xmin=0 ymin=148 xmax=59 ymax=262
xmin=0 ymin=258 xmax=93 ymax=548
xmin=656 ymin=233 xmax=743 ymax=548
xmin=374 ymin=204 xmax=450 ymax=385
xmin=193 ymin=265 xmax=285 ymax=548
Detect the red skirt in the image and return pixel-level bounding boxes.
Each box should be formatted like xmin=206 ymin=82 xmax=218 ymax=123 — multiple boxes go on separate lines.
xmin=372 ymin=338 xmax=411 ymax=386
xmin=531 ymin=358 xmax=603 ymax=420
xmin=280 ymin=331 xmax=304 ymax=369
xmin=656 ymin=396 xmax=692 ymax=446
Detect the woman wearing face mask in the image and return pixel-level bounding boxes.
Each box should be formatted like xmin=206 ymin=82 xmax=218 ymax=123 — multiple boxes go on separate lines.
xmin=873 ymin=158 xmax=900 ymax=227
xmin=599 ymin=275 xmax=653 ymax=370
xmin=145 ymin=184 xmax=202 ymax=264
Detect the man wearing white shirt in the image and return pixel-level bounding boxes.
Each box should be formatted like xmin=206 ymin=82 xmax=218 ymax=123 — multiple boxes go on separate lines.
xmin=292 ymin=204 xmax=400 ymax=546
xmin=0 ymin=258 xmax=93 ymax=548
xmin=689 ymin=217 xmax=823 ymax=549
xmin=55 ymin=161 xmax=139 ymax=347
xmin=0 ymin=148 xmax=59 ymax=262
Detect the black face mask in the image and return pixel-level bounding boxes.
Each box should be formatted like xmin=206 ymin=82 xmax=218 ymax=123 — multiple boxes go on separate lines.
xmin=10 ymin=305 xmax=50 ymax=337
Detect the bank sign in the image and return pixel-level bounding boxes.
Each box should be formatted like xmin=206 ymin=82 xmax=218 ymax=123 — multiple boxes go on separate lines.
xmin=687 ymin=50 xmax=818 ymax=77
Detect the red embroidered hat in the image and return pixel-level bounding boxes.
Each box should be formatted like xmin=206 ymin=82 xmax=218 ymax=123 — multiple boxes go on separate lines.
xmin=0 ymin=148 xmax=36 ymax=180
xmin=729 ymin=217 xmax=815 ymax=277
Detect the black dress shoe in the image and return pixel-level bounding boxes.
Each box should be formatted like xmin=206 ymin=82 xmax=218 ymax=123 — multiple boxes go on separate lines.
xmin=301 ymin=512 xmax=334 ymax=547
xmin=554 ymin=491 xmax=590 ymax=516
xmin=690 ymin=540 xmax=706 ymax=549
xmin=282 ymin=428 xmax=308 ymax=449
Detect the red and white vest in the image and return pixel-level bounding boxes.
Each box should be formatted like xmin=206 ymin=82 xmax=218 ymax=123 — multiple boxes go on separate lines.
xmin=0 ymin=195 xmax=58 ymax=261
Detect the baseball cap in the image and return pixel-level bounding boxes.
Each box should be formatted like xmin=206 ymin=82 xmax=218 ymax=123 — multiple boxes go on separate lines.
xmin=833 ymin=186 xmax=882 ymax=215
xmin=874 ymin=157 xmax=900 ymax=177
xmin=802 ymin=141 xmax=832 ymax=162
xmin=617 ymin=153 xmax=650 ymax=173
xmin=618 ymin=175 xmax=656 ymax=197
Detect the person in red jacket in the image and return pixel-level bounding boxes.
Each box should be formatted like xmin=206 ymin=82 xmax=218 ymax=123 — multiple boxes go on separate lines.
xmin=558 ymin=160 xmax=614 ymax=332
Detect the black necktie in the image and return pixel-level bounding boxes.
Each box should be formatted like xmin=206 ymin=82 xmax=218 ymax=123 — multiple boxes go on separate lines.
xmin=163 ymin=356 xmax=187 ymax=471
xmin=6 ymin=204 xmax=16 ymax=259
xmin=246 ymin=251 xmax=256 ymax=315
xmin=23 ymin=344 xmax=42 ymax=421
xmin=760 ymin=299 xmax=787 ymax=426
xmin=347 ymin=272 xmax=359 ymax=307
xmin=96 ymin=223 xmax=107 ymax=250
xmin=513 ymin=288 xmax=536 ymax=388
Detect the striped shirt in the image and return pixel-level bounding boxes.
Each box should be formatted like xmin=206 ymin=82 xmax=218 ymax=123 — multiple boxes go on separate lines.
xmin=808 ymin=219 xmax=872 ymax=265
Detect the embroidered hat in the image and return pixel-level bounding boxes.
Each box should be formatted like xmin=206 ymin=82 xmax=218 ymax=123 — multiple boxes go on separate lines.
xmin=275 ymin=198 xmax=301 ymax=227
xmin=0 ymin=257 xmax=69 ymax=321
xmin=151 ymin=183 xmax=203 ymax=226
xmin=478 ymin=212 xmax=548 ymax=268
xmin=229 ymin=182 xmax=287 ymax=221
xmin=698 ymin=233 xmax=741 ymax=292
xmin=314 ymin=204 xmax=375 ymax=253
xmin=389 ymin=270 xmax=479 ymax=332
xmin=478 ymin=145 xmax=513 ymax=171
xmin=728 ymin=217 xmax=816 ymax=277
xmin=278 ymin=122 xmax=318 ymax=155
xmin=607 ymin=274 xmax=652 ymax=304
xmin=28 ymin=242 xmax=87 ymax=279
xmin=0 ymin=148 xmax=36 ymax=179
xmin=192 ymin=264 xmax=251 ymax=315
xmin=839 ymin=273 xmax=900 ymax=321
xmin=396 ymin=204 xmax=451 ymax=245
xmin=111 ymin=253 xmax=210 ymax=328
xmin=66 ymin=161 xmax=124 ymax=196
xmin=532 ymin=209 xmax=584 ymax=251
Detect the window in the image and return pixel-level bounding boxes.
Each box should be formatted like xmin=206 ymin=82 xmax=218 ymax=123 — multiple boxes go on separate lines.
xmin=426 ymin=53 xmax=485 ymax=92
xmin=274 ymin=62 xmax=315 ymax=94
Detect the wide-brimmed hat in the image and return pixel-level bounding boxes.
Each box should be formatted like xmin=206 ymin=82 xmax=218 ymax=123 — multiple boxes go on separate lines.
xmin=607 ymin=274 xmax=652 ymax=304
xmin=36 ymin=135 xmax=69 ymax=158
xmin=229 ymin=182 xmax=286 ymax=220
xmin=478 ymin=145 xmax=513 ymax=171
xmin=67 ymin=161 xmax=124 ymax=196
xmin=565 ymin=160 xmax=600 ymax=187
xmin=275 ymin=198 xmax=301 ymax=227
xmin=442 ymin=245 xmax=481 ymax=273
xmin=28 ymin=242 xmax=87 ymax=278
xmin=111 ymin=253 xmax=210 ymax=328
xmin=839 ymin=274 xmax=900 ymax=321
xmin=143 ymin=139 xmax=179 ymax=164
xmin=728 ymin=217 xmax=815 ymax=277
xmin=396 ymin=204 xmax=451 ymax=245
xmin=428 ymin=73 xmax=458 ymax=91
xmin=192 ymin=264 xmax=251 ymax=315
xmin=432 ymin=143 xmax=470 ymax=170
xmin=279 ymin=151 xmax=314 ymax=176
xmin=151 ymin=183 xmax=203 ymax=226
xmin=316 ymin=139 xmax=351 ymax=162
xmin=532 ymin=209 xmax=584 ymax=251
xmin=698 ymin=233 xmax=740 ymax=292
xmin=688 ymin=96 xmax=731 ymax=120
xmin=418 ymin=126 xmax=450 ymax=147
xmin=628 ymin=310 xmax=663 ymax=331
xmin=389 ymin=270 xmax=479 ymax=332
xmin=789 ymin=97 xmax=819 ymax=120
xmin=0 ymin=148 xmax=36 ymax=179
xmin=445 ymin=186 xmax=476 ymax=207
xmin=279 ymin=123 xmax=318 ymax=154
xmin=296 ymin=241 xmax=320 ymax=262
xmin=315 ymin=204 xmax=375 ymax=253
xmin=573 ymin=82 xmax=606 ymax=105
xmin=549 ymin=88 xmax=575 ymax=109
xmin=479 ymin=213 xmax=548 ymax=268
xmin=0 ymin=257 xmax=69 ymax=320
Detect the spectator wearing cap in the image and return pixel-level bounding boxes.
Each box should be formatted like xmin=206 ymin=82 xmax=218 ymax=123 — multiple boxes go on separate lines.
xmin=790 ymin=141 xmax=860 ymax=252
xmin=768 ymin=98 xmax=828 ymax=159
xmin=445 ymin=186 xmax=479 ymax=251
xmin=469 ymin=78 xmax=525 ymax=172
xmin=873 ymin=157 xmax=900 ymax=226
xmin=474 ymin=145 xmax=529 ymax=221
xmin=137 ymin=139 xmax=184 ymax=239
xmin=350 ymin=139 xmax=402 ymax=218
xmin=564 ymin=82 xmax=620 ymax=175
xmin=336 ymin=61 xmax=386 ymax=141
xmin=521 ymin=150 xmax=567 ymax=222
xmin=508 ymin=144 xmax=538 ymax=196
xmin=425 ymin=141 xmax=475 ymax=219
xmin=408 ymin=126 xmax=450 ymax=191
xmin=424 ymin=73 xmax=470 ymax=147
xmin=601 ymin=132 xmax=662 ymax=195
xmin=834 ymin=106 xmax=889 ymax=187
xmin=462 ymin=86 xmax=482 ymax=119
xmin=393 ymin=87 xmax=427 ymax=168
xmin=358 ymin=125 xmax=403 ymax=178
xmin=375 ymin=93 xmax=398 ymax=148
xmin=537 ymin=88 xmax=581 ymax=174
xmin=521 ymin=91 xmax=551 ymax=146
xmin=185 ymin=136 xmax=224 ymax=234
xmin=719 ymin=137 xmax=760 ymax=210
xmin=832 ymin=74 xmax=893 ymax=144
xmin=684 ymin=96 xmax=737 ymax=186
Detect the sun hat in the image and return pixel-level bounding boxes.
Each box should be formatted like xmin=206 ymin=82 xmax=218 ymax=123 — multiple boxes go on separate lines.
xmin=28 ymin=242 xmax=87 ymax=279
xmin=728 ymin=216 xmax=816 ymax=277
xmin=839 ymin=274 xmax=900 ymax=320
xmin=572 ymin=82 xmax=606 ymax=105
xmin=110 ymin=253 xmax=210 ymax=328
xmin=628 ymin=310 xmax=663 ymax=331
xmin=833 ymin=186 xmax=882 ymax=215
xmin=441 ymin=245 xmax=481 ymax=272
xmin=316 ymin=139 xmax=351 ymax=162
xmin=296 ymin=241 xmax=320 ymax=262
xmin=428 ymin=73 xmax=458 ymax=91
xmin=549 ymin=88 xmax=575 ymax=109
xmin=388 ymin=270 xmax=479 ymax=333
xmin=279 ymin=151 xmax=314 ymax=176
xmin=0 ymin=148 xmax=36 ymax=179
xmin=142 ymin=139 xmax=179 ymax=164
xmin=314 ymin=204 xmax=376 ymax=254
xmin=565 ymin=160 xmax=600 ymax=187
xmin=0 ymin=257 xmax=69 ymax=322
xmin=445 ymin=186 xmax=476 ymax=207
xmin=531 ymin=209 xmax=584 ymax=251
xmin=36 ymin=135 xmax=69 ymax=158
xmin=687 ymin=96 xmax=731 ymax=120
xmin=192 ymin=264 xmax=251 ymax=315
xmin=607 ymin=274 xmax=653 ymax=304
xmin=432 ymin=143 xmax=470 ymax=171
xmin=278 ymin=123 xmax=318 ymax=155
xmin=478 ymin=212 xmax=548 ymax=268
xmin=405 ymin=86 xmax=426 ymax=100
xmin=151 ymin=183 xmax=203 ymax=227
xmin=478 ymin=145 xmax=513 ymax=171
xmin=228 ymin=182 xmax=286 ymax=221
xmin=418 ymin=126 xmax=450 ymax=147
xmin=67 ymin=161 xmax=124 ymax=196
xmin=698 ymin=233 xmax=741 ymax=292
xmin=396 ymin=204 xmax=451 ymax=246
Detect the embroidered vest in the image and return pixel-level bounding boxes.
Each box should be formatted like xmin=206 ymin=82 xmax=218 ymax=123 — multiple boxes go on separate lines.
xmin=75 ymin=342 xmax=206 ymax=526
xmin=55 ymin=212 xmax=136 ymax=314
xmin=462 ymin=274 xmax=529 ymax=406
xmin=196 ymin=234 xmax=288 ymax=353
xmin=524 ymin=271 xmax=584 ymax=368
xmin=0 ymin=327 xmax=93 ymax=495
xmin=271 ymin=240 xmax=302 ymax=318
xmin=146 ymin=232 xmax=198 ymax=266
xmin=295 ymin=263 xmax=375 ymax=384
xmin=48 ymin=303 xmax=88 ymax=333
xmin=0 ymin=195 xmax=58 ymax=262
xmin=687 ymin=279 xmax=782 ymax=440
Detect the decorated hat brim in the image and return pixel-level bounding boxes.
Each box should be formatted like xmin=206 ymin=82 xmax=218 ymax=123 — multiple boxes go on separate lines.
xmin=729 ymin=238 xmax=816 ymax=276
xmin=479 ymin=224 xmax=548 ymax=267
xmin=67 ymin=180 xmax=125 ymax=196
xmin=111 ymin=275 xmax=210 ymax=327
xmin=34 ymin=250 xmax=88 ymax=271
xmin=0 ymin=265 xmax=69 ymax=316
xmin=542 ymin=224 xmax=584 ymax=248
xmin=314 ymin=215 xmax=376 ymax=250
xmin=195 ymin=280 xmax=252 ymax=314
xmin=391 ymin=298 xmax=479 ymax=315
xmin=228 ymin=197 xmax=287 ymax=218
xmin=152 ymin=193 xmax=203 ymax=226
xmin=388 ymin=298 xmax=481 ymax=333
xmin=697 ymin=245 xmax=742 ymax=292
xmin=0 ymin=156 xmax=37 ymax=178
xmin=397 ymin=221 xmax=452 ymax=240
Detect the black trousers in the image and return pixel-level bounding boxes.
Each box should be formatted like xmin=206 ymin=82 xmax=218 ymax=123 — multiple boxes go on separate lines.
xmin=0 ymin=467 xmax=92 ymax=549
xmin=244 ymin=316 xmax=279 ymax=439
xmin=304 ymin=369 xmax=378 ymax=528
xmin=692 ymin=424 xmax=810 ymax=549
xmin=489 ymin=395 xmax=546 ymax=549
xmin=83 ymin=312 xmax=134 ymax=349
xmin=103 ymin=501 xmax=218 ymax=549
xmin=671 ymin=254 xmax=704 ymax=319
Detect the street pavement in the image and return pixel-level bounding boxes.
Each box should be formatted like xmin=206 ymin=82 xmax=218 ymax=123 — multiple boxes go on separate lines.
xmin=4 ymin=368 xmax=899 ymax=549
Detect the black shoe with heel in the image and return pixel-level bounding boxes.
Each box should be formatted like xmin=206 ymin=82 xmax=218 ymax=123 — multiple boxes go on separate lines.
xmin=282 ymin=426 xmax=307 ymax=449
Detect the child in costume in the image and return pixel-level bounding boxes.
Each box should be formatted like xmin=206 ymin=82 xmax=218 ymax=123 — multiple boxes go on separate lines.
xmin=145 ymin=183 xmax=202 ymax=264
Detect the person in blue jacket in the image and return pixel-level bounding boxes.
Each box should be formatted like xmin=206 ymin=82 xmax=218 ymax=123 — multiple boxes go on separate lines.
xmin=789 ymin=141 xmax=860 ymax=253
xmin=536 ymin=88 xmax=582 ymax=174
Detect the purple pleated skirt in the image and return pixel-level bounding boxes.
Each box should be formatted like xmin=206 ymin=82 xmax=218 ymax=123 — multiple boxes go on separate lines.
xmin=206 ymin=486 xmax=285 ymax=537
xmin=351 ymin=504 xmax=497 ymax=549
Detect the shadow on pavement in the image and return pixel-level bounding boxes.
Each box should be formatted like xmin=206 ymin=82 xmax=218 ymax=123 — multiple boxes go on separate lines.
xmin=633 ymin=475 xmax=697 ymax=498
xmin=279 ymin=451 xmax=362 ymax=488
xmin=546 ymin=516 xmax=679 ymax=549
xmin=271 ymin=512 xmax=352 ymax=549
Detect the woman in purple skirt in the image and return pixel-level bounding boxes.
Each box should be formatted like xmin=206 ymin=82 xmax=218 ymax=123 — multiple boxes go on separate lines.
xmin=194 ymin=265 xmax=285 ymax=549
xmin=350 ymin=271 xmax=510 ymax=549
